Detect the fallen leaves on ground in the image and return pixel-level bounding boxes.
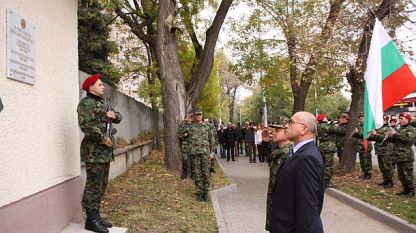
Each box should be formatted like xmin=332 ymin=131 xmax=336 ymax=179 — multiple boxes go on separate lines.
xmin=101 ymin=150 xmax=231 ymax=233
xmin=333 ymin=167 xmax=416 ymax=224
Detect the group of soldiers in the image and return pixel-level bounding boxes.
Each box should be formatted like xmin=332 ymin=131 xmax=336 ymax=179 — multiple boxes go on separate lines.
xmin=317 ymin=111 xmax=415 ymax=197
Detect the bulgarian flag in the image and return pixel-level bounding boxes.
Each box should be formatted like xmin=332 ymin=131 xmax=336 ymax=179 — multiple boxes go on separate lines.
xmin=364 ymin=18 xmax=416 ymax=139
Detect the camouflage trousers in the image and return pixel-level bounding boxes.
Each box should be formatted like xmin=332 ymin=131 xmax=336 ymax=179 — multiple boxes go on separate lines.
xmin=358 ymin=152 xmax=372 ymax=176
xmin=322 ymin=152 xmax=335 ymax=181
xmin=377 ymin=154 xmax=395 ymax=181
xmin=82 ymin=162 xmax=110 ymax=211
xmin=181 ymin=152 xmax=193 ymax=179
xmin=397 ymin=161 xmax=414 ymax=191
xmin=190 ymin=154 xmax=210 ymax=195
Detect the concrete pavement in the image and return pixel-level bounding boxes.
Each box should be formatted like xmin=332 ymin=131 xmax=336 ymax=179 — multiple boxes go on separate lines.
xmin=214 ymin=154 xmax=401 ymax=233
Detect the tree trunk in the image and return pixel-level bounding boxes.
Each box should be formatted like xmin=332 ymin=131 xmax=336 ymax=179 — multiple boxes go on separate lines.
xmin=292 ymin=81 xmax=310 ymax=114
xmin=229 ymin=87 xmax=237 ymax=123
xmin=339 ymin=0 xmax=396 ymax=174
xmin=339 ymin=69 xmax=362 ymax=174
xmin=155 ymin=0 xmax=186 ymax=176
xmin=144 ymin=42 xmax=162 ymax=150
xmin=185 ymin=0 xmax=234 ymax=112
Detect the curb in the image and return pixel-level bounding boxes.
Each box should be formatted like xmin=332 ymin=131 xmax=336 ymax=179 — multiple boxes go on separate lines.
xmin=326 ymin=188 xmax=416 ymax=233
xmin=210 ymin=153 xmax=238 ymax=233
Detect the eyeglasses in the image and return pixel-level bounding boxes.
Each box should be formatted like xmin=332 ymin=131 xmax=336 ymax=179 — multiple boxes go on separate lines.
xmin=194 ymin=113 xmax=202 ymax=116
xmin=288 ymin=118 xmax=307 ymax=126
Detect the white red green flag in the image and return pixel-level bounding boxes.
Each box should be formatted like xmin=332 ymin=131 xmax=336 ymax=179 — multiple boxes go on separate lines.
xmin=364 ymin=18 xmax=416 ymax=139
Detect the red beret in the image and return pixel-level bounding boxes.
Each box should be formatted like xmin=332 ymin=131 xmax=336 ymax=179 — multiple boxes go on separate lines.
xmin=399 ymin=112 xmax=412 ymax=121
xmin=316 ymin=113 xmax=326 ymax=122
xmin=383 ymin=115 xmax=390 ymax=121
xmin=82 ymin=74 xmax=101 ymax=90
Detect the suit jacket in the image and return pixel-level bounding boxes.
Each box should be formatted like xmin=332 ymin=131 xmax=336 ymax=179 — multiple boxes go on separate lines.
xmin=270 ymin=141 xmax=324 ymax=233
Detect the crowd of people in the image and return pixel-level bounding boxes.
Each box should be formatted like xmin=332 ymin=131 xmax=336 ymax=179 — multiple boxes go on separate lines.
xmin=177 ymin=108 xmax=415 ymax=232
xmin=77 ymin=73 xmax=413 ymax=233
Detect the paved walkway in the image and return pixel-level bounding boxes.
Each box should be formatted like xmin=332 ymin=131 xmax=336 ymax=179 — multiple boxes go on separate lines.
xmin=215 ymin=154 xmax=399 ymax=233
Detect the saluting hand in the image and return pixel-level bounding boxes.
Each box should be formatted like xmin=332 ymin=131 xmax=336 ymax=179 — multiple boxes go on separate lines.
xmin=107 ymin=111 xmax=116 ymax=120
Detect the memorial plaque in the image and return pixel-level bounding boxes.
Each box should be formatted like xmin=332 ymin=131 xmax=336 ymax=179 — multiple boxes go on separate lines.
xmin=7 ymin=9 xmax=36 ymax=85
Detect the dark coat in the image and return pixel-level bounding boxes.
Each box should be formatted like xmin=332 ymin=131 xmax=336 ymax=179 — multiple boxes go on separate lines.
xmin=244 ymin=127 xmax=256 ymax=143
xmin=217 ymin=129 xmax=225 ymax=144
xmin=271 ymin=141 xmax=324 ymax=233
xmin=223 ymin=127 xmax=237 ymax=145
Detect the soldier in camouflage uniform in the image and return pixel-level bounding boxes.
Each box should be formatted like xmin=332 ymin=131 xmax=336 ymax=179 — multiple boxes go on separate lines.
xmin=77 ymin=74 xmax=122 ymax=233
xmin=265 ymin=118 xmax=293 ymax=231
xmin=316 ymin=113 xmax=337 ymax=188
xmin=334 ymin=113 xmax=349 ymax=158
xmin=178 ymin=114 xmax=193 ymax=179
xmin=187 ymin=109 xmax=214 ymax=201
xmin=387 ymin=113 xmax=415 ymax=197
xmin=353 ymin=113 xmax=373 ymax=180
xmin=367 ymin=115 xmax=394 ymax=188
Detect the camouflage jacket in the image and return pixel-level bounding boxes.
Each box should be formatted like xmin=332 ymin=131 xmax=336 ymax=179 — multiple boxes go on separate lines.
xmin=317 ymin=122 xmax=337 ymax=153
xmin=208 ymin=122 xmax=218 ymax=145
xmin=178 ymin=121 xmax=191 ymax=157
xmin=333 ymin=123 xmax=348 ymax=148
xmin=269 ymin=142 xmax=293 ymax=188
xmin=187 ymin=122 xmax=214 ymax=155
xmin=367 ymin=123 xmax=393 ymax=155
xmin=266 ymin=142 xmax=293 ymax=231
xmin=353 ymin=123 xmax=373 ymax=153
xmin=390 ymin=124 xmax=416 ymax=162
xmin=77 ymin=93 xmax=122 ymax=163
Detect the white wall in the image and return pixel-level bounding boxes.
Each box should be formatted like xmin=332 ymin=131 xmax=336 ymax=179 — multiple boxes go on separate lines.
xmin=0 ymin=0 xmax=79 ymax=207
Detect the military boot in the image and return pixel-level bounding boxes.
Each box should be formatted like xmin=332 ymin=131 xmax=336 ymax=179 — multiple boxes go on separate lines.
xmin=383 ymin=180 xmax=393 ymax=189
xmin=202 ymin=192 xmax=209 ymax=202
xmin=396 ymin=189 xmax=409 ymax=196
xmin=85 ymin=210 xmax=109 ymax=233
xmin=364 ymin=174 xmax=371 ymax=180
xmin=196 ymin=193 xmax=203 ymax=202
xmin=404 ymin=189 xmax=415 ymax=197
xmin=181 ymin=163 xmax=188 ymax=179
xmin=97 ymin=209 xmax=113 ymax=228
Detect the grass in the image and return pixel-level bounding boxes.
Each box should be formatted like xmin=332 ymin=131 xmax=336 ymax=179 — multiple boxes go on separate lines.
xmin=101 ymin=150 xmax=231 ymax=233
xmin=333 ymin=164 xmax=416 ymax=224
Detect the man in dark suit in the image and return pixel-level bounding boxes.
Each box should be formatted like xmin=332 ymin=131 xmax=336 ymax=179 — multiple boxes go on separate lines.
xmin=223 ymin=122 xmax=237 ymax=161
xmin=271 ymin=111 xmax=324 ymax=233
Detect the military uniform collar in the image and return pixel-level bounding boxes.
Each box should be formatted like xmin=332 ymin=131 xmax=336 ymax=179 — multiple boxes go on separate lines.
xmin=86 ymin=92 xmax=104 ymax=102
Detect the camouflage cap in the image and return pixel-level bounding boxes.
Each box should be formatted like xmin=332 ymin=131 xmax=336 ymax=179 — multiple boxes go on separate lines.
xmin=269 ymin=117 xmax=289 ymax=129
xmin=193 ymin=108 xmax=203 ymax=114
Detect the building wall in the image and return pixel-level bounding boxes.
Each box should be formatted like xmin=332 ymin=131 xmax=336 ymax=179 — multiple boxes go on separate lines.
xmin=0 ymin=0 xmax=79 ymax=208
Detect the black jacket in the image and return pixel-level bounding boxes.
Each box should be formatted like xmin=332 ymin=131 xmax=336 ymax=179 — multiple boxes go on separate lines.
xmin=223 ymin=127 xmax=237 ymax=144
xmin=244 ymin=127 xmax=255 ymax=143
xmin=217 ymin=129 xmax=225 ymax=144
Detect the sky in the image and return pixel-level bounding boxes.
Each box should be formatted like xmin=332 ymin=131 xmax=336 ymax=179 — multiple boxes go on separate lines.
xmin=211 ymin=1 xmax=416 ymax=102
